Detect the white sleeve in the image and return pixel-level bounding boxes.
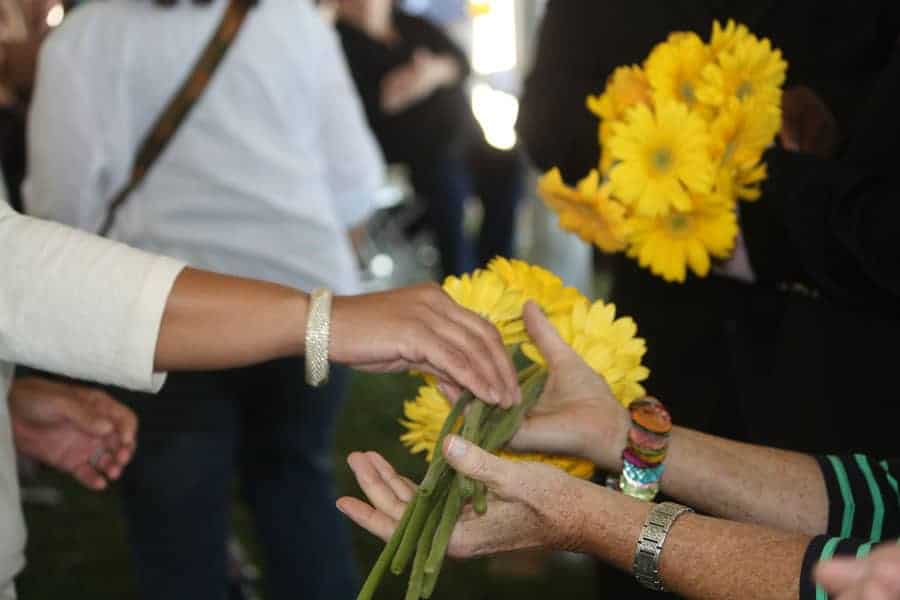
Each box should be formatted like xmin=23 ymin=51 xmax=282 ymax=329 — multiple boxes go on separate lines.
xmin=23 ymin=36 xmax=111 ymax=231
xmin=315 ymin=20 xmax=386 ymax=228
xmin=0 ymin=200 xmax=185 ymax=392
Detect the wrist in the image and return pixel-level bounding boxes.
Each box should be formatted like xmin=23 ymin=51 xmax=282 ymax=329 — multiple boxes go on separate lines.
xmin=581 ymin=406 xmax=631 ymax=473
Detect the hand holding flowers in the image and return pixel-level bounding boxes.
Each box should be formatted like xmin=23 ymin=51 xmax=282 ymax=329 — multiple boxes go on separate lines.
xmin=538 ymin=20 xmax=788 ymax=283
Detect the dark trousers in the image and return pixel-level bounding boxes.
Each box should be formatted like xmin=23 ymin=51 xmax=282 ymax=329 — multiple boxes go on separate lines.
xmin=115 ymin=360 xmax=356 ymax=600
xmin=408 ymin=139 xmax=524 ymax=277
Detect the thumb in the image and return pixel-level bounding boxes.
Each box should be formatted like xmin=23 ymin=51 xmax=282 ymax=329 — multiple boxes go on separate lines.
xmin=523 ymin=301 xmax=576 ymax=369
xmin=814 ymin=557 xmax=866 ymax=594
xmin=443 ymin=434 xmax=512 ymax=493
xmin=56 ymin=396 xmax=113 ymax=437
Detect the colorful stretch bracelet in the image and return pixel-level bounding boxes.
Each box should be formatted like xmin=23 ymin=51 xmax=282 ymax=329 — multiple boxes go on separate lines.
xmin=619 ymin=397 xmax=672 ymax=502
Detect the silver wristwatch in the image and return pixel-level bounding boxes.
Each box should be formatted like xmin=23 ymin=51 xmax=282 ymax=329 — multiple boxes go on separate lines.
xmin=633 ymin=501 xmax=694 ymax=592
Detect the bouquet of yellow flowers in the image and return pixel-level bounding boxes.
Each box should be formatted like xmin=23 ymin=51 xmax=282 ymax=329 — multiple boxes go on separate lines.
xmin=538 ymin=20 xmax=787 ymax=283
xmin=357 ymin=258 xmax=649 ymax=600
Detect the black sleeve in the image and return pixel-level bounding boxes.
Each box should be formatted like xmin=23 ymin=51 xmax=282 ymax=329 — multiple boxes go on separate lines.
xmin=797 ymin=455 xmax=900 ymax=600
xmin=744 ymin=50 xmax=900 ymax=309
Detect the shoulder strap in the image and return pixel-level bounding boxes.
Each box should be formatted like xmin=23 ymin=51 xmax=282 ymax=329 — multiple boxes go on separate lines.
xmin=98 ymin=0 xmax=254 ymax=236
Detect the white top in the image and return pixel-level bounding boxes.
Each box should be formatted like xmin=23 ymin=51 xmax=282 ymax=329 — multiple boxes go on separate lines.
xmin=0 ymin=189 xmax=186 ymax=586
xmin=25 ymin=0 xmax=385 ymax=295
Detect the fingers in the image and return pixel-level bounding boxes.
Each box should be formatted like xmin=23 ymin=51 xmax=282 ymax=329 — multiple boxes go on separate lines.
xmin=55 ymin=393 xmax=113 ymax=437
xmin=523 ymin=301 xmax=577 ymax=370
xmin=424 ymin=315 xmax=511 ymax=408
xmin=436 ymin=300 xmax=520 ymax=406
xmin=88 ymin=389 xmax=138 ymax=447
xmin=442 ymin=434 xmax=512 ymax=493
xmin=72 ymin=462 xmax=108 ymax=491
xmin=346 ymin=452 xmax=410 ymax=521
xmin=816 ymin=557 xmax=867 ymax=594
xmin=336 ymin=497 xmax=397 ymax=542
xmin=366 ymin=451 xmax=416 ymax=503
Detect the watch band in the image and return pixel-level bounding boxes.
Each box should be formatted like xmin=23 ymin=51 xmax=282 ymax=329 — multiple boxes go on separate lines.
xmin=304 ymin=288 xmax=332 ymax=387
xmin=633 ymin=501 xmax=694 ymax=592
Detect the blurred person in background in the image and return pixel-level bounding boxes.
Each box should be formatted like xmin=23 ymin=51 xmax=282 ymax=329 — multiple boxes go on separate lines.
xmin=0 ymin=0 xmax=60 ymax=211
xmin=335 ymin=0 xmax=524 ymax=277
xmin=517 ymin=1 xmax=900 ymax=597
xmin=23 ymin=0 xmax=387 ymax=597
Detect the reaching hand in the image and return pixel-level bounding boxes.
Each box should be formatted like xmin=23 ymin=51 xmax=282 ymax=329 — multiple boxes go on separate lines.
xmin=815 ymin=544 xmax=900 ymax=600
xmin=9 ymin=376 xmax=137 ymax=490
xmin=337 ymin=436 xmax=589 ymax=558
xmin=506 ymin=302 xmax=630 ymax=470
xmin=330 ymin=283 xmax=520 ymax=407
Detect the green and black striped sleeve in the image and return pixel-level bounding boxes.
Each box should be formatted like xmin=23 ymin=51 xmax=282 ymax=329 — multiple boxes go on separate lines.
xmin=799 ymin=455 xmax=900 ymax=600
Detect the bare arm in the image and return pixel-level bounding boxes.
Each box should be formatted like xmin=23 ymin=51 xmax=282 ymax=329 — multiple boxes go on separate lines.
xmin=506 ymin=301 xmax=829 ymax=535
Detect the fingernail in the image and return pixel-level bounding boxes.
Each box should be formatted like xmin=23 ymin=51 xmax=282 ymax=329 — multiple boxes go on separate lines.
xmin=335 ymin=500 xmax=347 ymax=515
xmin=490 ymin=388 xmax=501 ymax=404
xmin=446 ymin=435 xmax=467 ymax=458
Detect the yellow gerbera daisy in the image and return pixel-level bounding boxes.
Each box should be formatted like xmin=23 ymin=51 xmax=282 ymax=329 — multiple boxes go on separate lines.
xmin=735 ymin=161 xmax=768 ymax=201
xmin=644 ymin=31 xmax=711 ymax=107
xmin=625 ymin=195 xmax=738 ymax=283
xmin=587 ymin=65 xmax=652 ymax=123
xmin=400 ymin=384 xmax=596 ymax=478
xmin=521 ymin=298 xmax=650 ymax=407
xmin=442 ymin=269 xmax=527 ymax=345
xmin=710 ymin=97 xmax=781 ymax=169
xmin=697 ymin=33 xmax=787 ymax=108
xmin=608 ymin=100 xmax=714 ymax=216
xmin=708 ymin=19 xmax=752 ymax=58
xmin=486 ymin=257 xmax=586 ymax=316
xmin=537 ymin=167 xmax=628 ymax=253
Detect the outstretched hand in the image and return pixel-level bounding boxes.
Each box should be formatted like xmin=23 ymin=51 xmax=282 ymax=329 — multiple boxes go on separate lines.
xmin=507 ymin=301 xmax=630 ymax=470
xmin=10 ymin=376 xmax=137 ymax=490
xmin=330 ymin=283 xmax=520 ymax=407
xmin=338 ymin=436 xmax=588 ymax=558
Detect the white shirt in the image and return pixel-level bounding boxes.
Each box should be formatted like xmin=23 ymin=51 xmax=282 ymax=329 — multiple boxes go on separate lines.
xmin=25 ymin=0 xmax=385 ymax=295
xmin=0 ymin=190 xmax=185 ymax=586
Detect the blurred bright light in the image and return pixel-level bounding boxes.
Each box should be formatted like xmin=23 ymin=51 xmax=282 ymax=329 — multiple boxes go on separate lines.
xmin=46 ymin=3 xmax=65 ymax=28
xmin=471 ymin=0 xmax=516 ymax=75
xmin=470 ymin=82 xmax=518 ymax=150
xmin=370 ymin=253 xmax=395 ymax=279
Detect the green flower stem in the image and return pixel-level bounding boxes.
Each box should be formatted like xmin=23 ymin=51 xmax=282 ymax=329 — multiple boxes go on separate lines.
xmin=459 ymin=401 xmax=486 ymax=499
xmin=356 ymin=491 xmax=417 ymax=600
xmin=391 ymin=489 xmax=432 ymax=575
xmin=405 ymin=488 xmax=448 ymax=600
xmin=473 ymin=480 xmax=487 ymax=515
xmin=424 ymin=473 xmax=464 ymax=576
xmin=482 ymin=368 xmax=548 ymax=453
xmin=419 ymin=392 xmax=470 ymax=496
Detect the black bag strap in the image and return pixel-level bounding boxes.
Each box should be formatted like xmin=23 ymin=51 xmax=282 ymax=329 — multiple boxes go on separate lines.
xmin=98 ymin=0 xmax=254 ymax=236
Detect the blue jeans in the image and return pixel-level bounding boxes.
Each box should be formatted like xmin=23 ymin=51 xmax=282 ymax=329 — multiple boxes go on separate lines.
xmin=409 ymin=140 xmax=524 ymax=277
xmin=115 ymin=360 xmax=355 ymax=600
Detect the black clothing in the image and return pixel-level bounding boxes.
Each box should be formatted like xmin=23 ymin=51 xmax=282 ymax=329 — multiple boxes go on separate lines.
xmin=336 ymin=11 xmax=523 ymax=276
xmin=518 ymin=4 xmax=900 ymax=597
xmin=336 ymin=11 xmax=478 ymax=164
xmin=517 ymin=0 xmax=900 ymax=452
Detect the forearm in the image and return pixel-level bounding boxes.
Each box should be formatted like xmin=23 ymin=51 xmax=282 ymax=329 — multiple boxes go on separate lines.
xmin=154 ymin=268 xmax=308 ymax=372
xmin=660 ymin=427 xmax=828 ymax=535
xmin=577 ymin=483 xmax=809 ymax=600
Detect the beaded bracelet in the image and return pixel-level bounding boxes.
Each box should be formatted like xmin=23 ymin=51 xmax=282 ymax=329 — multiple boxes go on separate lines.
xmin=619 ymin=397 xmax=672 ymax=502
